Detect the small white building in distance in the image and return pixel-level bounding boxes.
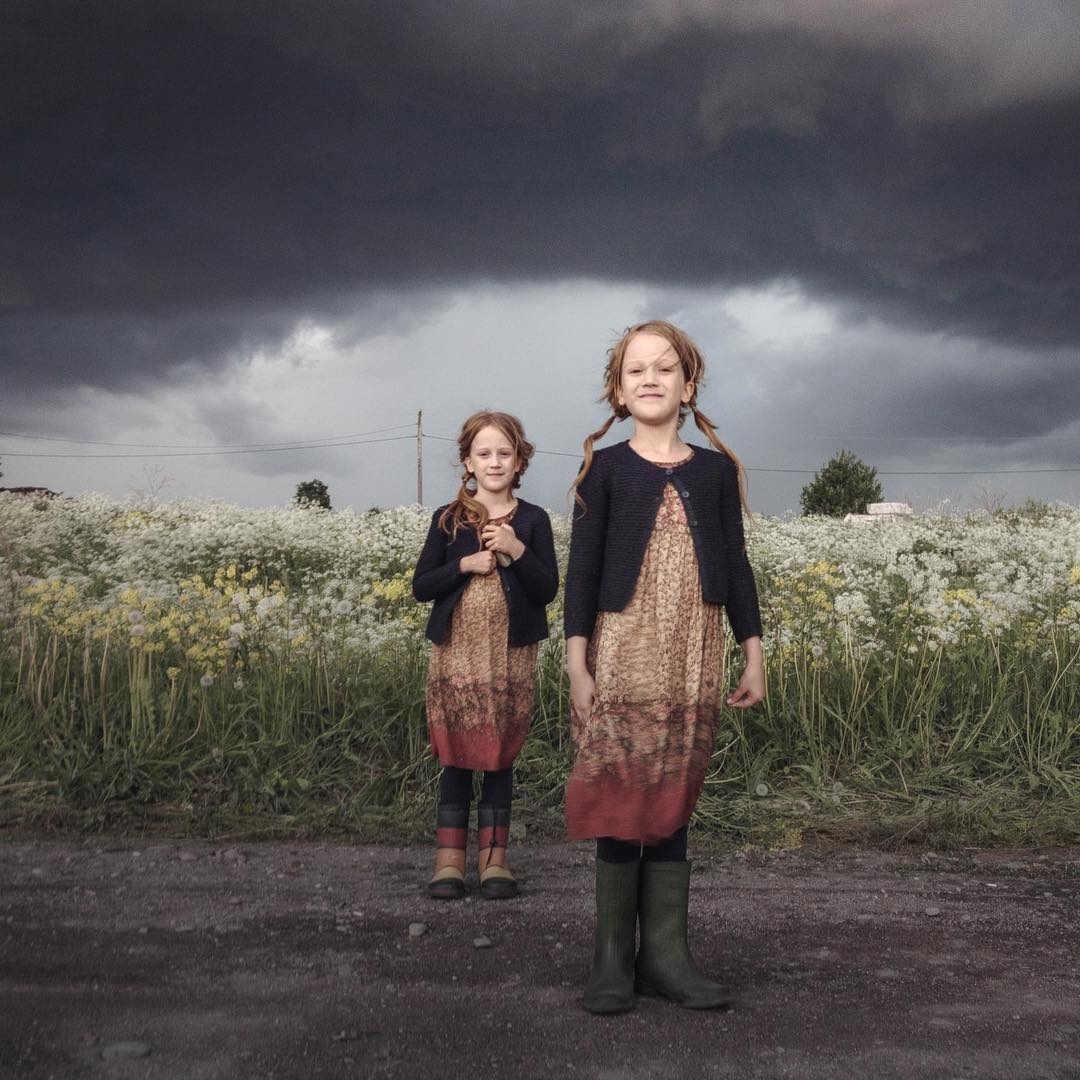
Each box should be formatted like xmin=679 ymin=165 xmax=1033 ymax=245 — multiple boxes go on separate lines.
xmin=844 ymin=502 xmax=914 ymax=524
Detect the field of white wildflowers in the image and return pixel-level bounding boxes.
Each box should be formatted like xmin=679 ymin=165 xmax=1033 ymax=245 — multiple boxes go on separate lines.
xmin=1 ymin=492 xmax=1077 ymax=843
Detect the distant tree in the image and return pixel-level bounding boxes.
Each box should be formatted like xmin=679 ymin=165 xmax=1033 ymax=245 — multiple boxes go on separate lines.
xmin=128 ymin=463 xmax=174 ymax=500
xmin=800 ymin=450 xmax=883 ymax=517
xmin=294 ymin=478 xmax=331 ymax=510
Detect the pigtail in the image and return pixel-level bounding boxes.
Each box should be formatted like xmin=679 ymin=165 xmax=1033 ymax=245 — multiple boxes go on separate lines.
xmin=570 ymin=414 xmax=618 ymax=511
xmin=691 ymin=405 xmax=752 ymax=520
xmin=437 ymin=478 xmax=489 ymax=541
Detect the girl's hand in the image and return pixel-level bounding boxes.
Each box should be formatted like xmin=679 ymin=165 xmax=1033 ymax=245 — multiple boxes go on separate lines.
xmin=727 ymin=636 xmax=764 ymax=709
xmin=482 ymin=522 xmax=526 ymax=562
xmin=726 ymin=662 xmax=764 ymax=708
xmin=568 ymin=669 xmax=596 ymax=743
xmin=460 ymin=550 xmax=496 ymax=575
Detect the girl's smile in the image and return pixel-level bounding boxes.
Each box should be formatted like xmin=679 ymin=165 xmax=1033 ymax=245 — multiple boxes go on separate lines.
xmin=618 ymin=332 xmax=693 ymax=425
xmin=465 ymin=425 xmax=520 ymax=498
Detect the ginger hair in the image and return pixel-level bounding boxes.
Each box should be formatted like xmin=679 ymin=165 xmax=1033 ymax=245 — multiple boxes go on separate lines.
xmin=571 ymin=320 xmax=751 ymax=516
xmin=438 ymin=411 xmax=535 ymax=539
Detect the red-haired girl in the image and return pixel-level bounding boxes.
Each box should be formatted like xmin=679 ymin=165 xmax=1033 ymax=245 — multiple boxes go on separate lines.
xmin=564 ymin=322 xmax=764 ymax=1013
xmin=413 ymin=411 xmax=558 ymax=900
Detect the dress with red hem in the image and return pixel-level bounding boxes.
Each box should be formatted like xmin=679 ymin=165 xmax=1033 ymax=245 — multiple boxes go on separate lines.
xmin=425 ymin=514 xmax=538 ymax=771
xmin=566 ymin=475 xmax=725 ymax=844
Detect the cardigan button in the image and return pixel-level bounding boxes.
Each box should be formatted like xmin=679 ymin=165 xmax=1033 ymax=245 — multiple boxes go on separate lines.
xmin=664 ymin=468 xmax=673 ymax=476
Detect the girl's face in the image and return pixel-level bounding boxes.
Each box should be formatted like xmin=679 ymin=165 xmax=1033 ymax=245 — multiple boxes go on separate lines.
xmin=617 ymin=332 xmax=693 ymax=426
xmin=465 ymin=425 xmax=520 ymax=497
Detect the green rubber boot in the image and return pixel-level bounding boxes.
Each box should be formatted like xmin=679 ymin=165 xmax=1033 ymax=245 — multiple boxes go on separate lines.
xmin=635 ymin=860 xmax=733 ymax=1009
xmin=583 ymin=858 xmax=640 ymax=1015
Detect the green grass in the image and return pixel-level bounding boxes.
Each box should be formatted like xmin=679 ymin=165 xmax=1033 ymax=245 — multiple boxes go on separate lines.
xmin=2 ymin=627 xmax=1078 ymax=848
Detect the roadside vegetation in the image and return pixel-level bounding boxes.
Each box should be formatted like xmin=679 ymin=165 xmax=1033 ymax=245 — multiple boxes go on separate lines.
xmin=1 ymin=493 xmax=1077 ymax=847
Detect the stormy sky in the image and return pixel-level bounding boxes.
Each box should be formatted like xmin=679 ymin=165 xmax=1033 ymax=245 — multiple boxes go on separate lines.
xmin=3 ymin=0 xmax=1079 ymax=515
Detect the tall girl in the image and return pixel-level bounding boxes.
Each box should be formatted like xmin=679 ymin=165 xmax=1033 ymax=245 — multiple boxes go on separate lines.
xmin=564 ymin=321 xmax=764 ymax=1013
xmin=413 ymin=411 xmax=558 ymax=900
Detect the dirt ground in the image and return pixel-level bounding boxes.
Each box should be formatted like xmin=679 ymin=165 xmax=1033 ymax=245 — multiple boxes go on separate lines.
xmin=1 ymin=838 xmax=1078 ymax=1080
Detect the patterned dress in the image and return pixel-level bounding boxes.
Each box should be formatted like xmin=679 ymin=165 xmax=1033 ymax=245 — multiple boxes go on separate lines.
xmin=425 ymin=512 xmax=539 ymax=772
xmin=566 ymin=469 xmax=725 ymax=844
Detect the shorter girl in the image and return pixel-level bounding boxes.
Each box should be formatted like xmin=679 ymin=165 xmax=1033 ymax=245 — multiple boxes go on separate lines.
xmin=565 ymin=321 xmax=764 ymax=1013
xmin=413 ymin=411 xmax=559 ymax=899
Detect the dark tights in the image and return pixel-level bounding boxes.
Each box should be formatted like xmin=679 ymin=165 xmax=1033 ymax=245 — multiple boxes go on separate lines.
xmin=596 ymin=825 xmax=688 ymax=864
xmin=438 ymin=765 xmax=512 ymax=810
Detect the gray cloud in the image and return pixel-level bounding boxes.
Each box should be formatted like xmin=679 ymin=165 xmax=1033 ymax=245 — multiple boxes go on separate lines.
xmin=2 ymin=1 xmax=1078 ymax=512
xmin=4 ymin=3 xmax=1079 ymax=378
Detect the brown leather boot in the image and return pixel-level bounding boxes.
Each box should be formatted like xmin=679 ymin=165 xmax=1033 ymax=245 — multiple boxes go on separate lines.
xmin=428 ymin=803 xmax=468 ymax=900
xmin=476 ymin=804 xmax=518 ymax=899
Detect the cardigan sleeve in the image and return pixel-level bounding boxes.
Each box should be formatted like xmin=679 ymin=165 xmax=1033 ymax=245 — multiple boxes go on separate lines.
xmin=564 ymin=455 xmax=608 ymax=639
xmin=412 ymin=509 xmax=469 ymax=602
xmin=508 ymin=508 xmax=559 ymax=605
xmin=719 ymin=457 xmax=763 ymax=643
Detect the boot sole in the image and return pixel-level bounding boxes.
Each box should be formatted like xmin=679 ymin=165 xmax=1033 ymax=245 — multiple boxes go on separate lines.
xmin=479 ymin=880 xmax=519 ymax=900
xmin=634 ymin=978 xmax=733 ymax=1009
xmin=583 ymin=993 xmax=635 ymax=1015
xmin=427 ymin=881 xmax=467 ymax=900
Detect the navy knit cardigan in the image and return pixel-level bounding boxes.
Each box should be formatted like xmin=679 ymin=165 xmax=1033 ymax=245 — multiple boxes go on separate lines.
xmin=564 ymin=441 xmax=762 ymax=644
xmin=412 ymin=498 xmax=559 ymax=646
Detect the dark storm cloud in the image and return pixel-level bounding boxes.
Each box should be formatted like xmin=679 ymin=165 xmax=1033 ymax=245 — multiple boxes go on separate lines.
xmin=0 ymin=305 xmax=299 ymax=397
xmin=3 ymin=0 xmax=1079 ymax=391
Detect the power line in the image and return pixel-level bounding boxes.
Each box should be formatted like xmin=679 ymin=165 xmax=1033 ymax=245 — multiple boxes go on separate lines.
xmin=0 ymin=422 xmax=414 ymax=451
xmin=3 ymin=426 xmax=1078 ymax=476
xmin=421 ymin=433 xmax=1079 ymax=476
xmin=0 ymin=435 xmax=415 ymax=460
xmin=5 ymin=424 xmax=1074 ymax=449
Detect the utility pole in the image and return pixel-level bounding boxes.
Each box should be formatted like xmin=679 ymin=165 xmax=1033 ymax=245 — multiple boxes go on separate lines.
xmin=416 ymin=410 xmax=423 ymax=506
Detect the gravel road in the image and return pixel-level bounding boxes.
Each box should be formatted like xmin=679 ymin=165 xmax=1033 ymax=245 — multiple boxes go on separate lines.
xmin=2 ymin=839 xmax=1078 ymax=1079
